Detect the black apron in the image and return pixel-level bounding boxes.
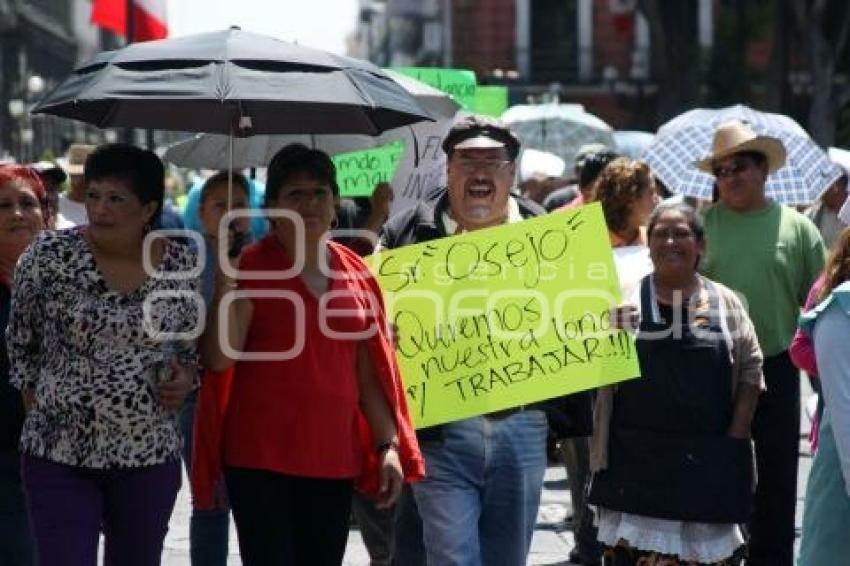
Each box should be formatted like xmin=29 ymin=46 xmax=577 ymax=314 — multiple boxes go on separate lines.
xmin=588 ymin=276 xmax=754 ymax=523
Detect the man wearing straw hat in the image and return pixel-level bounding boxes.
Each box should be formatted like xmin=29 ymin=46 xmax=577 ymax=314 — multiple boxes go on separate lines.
xmin=56 ymin=144 xmax=95 ymax=228
xmin=696 ymin=120 xmax=827 ymax=566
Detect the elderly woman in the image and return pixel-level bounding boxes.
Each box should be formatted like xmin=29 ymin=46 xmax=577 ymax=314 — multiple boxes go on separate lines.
xmin=7 ymin=144 xmax=200 ymax=566
xmin=0 ymin=165 xmax=49 ymax=565
xmin=588 ymin=203 xmax=764 ymax=565
xmin=562 ymin=157 xmax=660 ymax=565
xmin=796 ymin=227 xmax=850 ymax=564
xmin=199 ymin=144 xmax=423 ymax=565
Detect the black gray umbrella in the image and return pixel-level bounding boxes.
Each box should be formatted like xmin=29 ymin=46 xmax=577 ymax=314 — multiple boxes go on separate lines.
xmin=31 ymin=27 xmax=432 ymax=136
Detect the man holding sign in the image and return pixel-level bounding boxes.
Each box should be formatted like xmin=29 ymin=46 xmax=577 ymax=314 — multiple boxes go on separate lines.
xmin=378 ymin=115 xmax=553 ymax=566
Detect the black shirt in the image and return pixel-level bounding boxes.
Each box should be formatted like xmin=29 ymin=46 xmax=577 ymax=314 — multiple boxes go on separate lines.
xmin=0 ymin=283 xmax=24 ymax=453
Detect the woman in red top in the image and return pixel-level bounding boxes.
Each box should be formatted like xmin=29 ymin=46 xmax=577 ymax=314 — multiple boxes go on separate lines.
xmin=200 ymin=144 xmax=422 ymax=565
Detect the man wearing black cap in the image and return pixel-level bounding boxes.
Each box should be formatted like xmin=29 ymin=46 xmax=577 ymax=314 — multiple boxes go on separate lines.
xmin=30 ymin=161 xmax=67 ymax=229
xmin=379 ymin=115 xmax=552 ymax=565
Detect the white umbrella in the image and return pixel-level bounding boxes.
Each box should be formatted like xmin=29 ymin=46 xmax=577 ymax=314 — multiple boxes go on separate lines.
xmin=501 ymin=103 xmax=615 ymax=169
xmin=614 ymin=130 xmax=655 ymax=159
xmin=644 ymin=104 xmax=842 ymax=205
xmin=163 ymin=70 xmax=460 ymax=169
xmin=828 ymin=146 xmax=850 ymax=172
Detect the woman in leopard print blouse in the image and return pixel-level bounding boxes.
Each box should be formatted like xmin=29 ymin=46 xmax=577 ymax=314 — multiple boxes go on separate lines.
xmin=7 ymin=144 xmax=201 ymax=566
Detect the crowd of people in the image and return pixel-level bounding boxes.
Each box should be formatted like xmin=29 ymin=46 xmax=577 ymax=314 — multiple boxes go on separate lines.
xmin=0 ymin=110 xmax=848 ymax=566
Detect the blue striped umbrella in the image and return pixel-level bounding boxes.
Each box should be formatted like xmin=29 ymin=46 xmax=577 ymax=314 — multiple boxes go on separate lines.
xmin=643 ymin=104 xmax=842 ymax=205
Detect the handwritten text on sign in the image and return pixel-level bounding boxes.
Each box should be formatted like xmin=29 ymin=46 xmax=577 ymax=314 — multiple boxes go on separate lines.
xmin=368 ymin=203 xmax=641 ymax=428
xmin=333 ymin=141 xmax=405 ymax=197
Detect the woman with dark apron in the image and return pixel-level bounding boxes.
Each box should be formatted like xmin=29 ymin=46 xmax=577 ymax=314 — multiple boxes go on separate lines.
xmin=588 ymin=203 xmax=764 ymax=565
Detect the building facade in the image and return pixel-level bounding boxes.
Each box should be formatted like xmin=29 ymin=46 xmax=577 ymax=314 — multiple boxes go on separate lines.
xmin=0 ymin=0 xmax=80 ymax=161
xmin=357 ymin=0 xmax=719 ymax=130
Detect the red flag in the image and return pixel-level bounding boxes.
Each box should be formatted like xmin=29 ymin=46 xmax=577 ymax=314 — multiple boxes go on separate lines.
xmin=91 ymin=0 xmax=168 ymax=42
xmin=609 ymin=0 xmax=635 ymax=37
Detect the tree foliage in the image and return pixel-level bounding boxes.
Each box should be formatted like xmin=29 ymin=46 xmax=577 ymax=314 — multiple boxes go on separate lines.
xmin=789 ymin=0 xmax=850 ymax=145
xmin=637 ymin=0 xmax=702 ymax=122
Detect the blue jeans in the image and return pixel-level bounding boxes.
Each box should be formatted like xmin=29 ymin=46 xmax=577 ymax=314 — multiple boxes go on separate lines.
xmin=0 ymin=450 xmax=34 ymax=565
xmin=412 ymin=410 xmax=548 ymax=566
xmin=179 ymin=390 xmax=230 ymax=566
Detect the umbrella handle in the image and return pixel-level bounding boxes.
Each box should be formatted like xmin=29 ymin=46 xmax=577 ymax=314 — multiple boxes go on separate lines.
xmin=409 ymin=125 xmax=420 ymax=168
xmin=227 ymin=123 xmax=234 ymax=210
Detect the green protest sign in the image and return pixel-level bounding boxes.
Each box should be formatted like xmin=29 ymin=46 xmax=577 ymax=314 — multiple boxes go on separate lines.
xmin=392 ymin=67 xmax=477 ymax=110
xmin=367 ymin=203 xmax=641 ymax=428
xmin=473 ymin=85 xmax=508 ymax=118
xmin=332 ymin=141 xmax=405 ymax=197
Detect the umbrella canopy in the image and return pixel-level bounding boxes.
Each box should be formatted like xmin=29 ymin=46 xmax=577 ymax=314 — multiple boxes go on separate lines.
xmin=501 ymin=103 xmax=615 ymax=169
xmin=644 ymin=104 xmax=842 ymax=205
xmin=614 ymin=130 xmax=655 ymax=159
xmin=382 ymin=69 xmax=460 ymax=120
xmin=31 ymin=27 xmax=432 ymax=136
xmin=163 ymin=132 xmax=387 ymax=169
xmin=162 ymin=71 xmax=459 ymax=169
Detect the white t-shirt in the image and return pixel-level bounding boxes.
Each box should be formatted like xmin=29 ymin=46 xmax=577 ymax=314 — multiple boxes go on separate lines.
xmin=57 ymin=193 xmax=88 ymax=228
xmin=613 ymin=245 xmax=653 ymax=302
xmin=838 ymin=195 xmax=850 ymax=228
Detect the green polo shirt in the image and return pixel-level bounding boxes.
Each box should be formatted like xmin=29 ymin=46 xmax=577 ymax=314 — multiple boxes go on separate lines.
xmin=702 ymin=201 xmax=827 ymax=357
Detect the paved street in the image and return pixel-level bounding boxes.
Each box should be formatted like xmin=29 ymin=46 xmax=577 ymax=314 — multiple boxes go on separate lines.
xmin=158 ymin=383 xmax=816 ymax=565
xmin=158 ymin=464 xmax=577 ymax=565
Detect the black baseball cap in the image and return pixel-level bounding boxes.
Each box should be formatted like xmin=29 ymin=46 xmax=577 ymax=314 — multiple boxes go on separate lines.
xmin=442 ymin=114 xmax=521 ymax=160
xmin=30 ymin=161 xmax=67 ymax=185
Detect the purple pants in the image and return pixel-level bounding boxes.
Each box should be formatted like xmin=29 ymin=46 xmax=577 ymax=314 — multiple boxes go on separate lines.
xmin=21 ymin=454 xmax=181 ymax=566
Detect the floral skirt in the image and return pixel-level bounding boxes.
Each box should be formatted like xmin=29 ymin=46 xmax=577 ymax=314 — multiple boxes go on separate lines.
xmin=595 ymin=507 xmax=744 ymax=564
xmin=602 ymin=542 xmax=744 ymax=565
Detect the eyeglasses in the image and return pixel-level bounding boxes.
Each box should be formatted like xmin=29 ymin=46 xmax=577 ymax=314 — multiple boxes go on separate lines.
xmin=712 ymin=159 xmax=753 ymax=180
xmin=650 ymin=228 xmax=695 ymax=241
xmin=453 ymin=158 xmax=513 ymax=173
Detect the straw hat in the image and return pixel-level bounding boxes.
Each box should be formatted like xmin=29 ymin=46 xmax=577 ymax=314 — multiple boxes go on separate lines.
xmin=695 ymin=120 xmax=786 ymax=174
xmin=66 ymin=143 xmax=95 ymax=176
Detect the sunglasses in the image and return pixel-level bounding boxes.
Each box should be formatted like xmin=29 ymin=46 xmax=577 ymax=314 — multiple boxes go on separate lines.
xmin=712 ymin=159 xmax=754 ymax=179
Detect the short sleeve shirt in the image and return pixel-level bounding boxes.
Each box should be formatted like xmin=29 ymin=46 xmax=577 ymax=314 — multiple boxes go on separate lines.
xmin=702 ymin=202 xmax=826 ymax=356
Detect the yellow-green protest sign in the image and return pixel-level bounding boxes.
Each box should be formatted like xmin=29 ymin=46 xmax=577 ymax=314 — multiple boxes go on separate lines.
xmin=332 ymin=141 xmax=405 ymax=197
xmin=392 ymin=67 xmax=477 ymax=111
xmin=367 ymin=203 xmax=640 ymax=428
xmin=474 ymin=85 xmax=509 ymax=118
